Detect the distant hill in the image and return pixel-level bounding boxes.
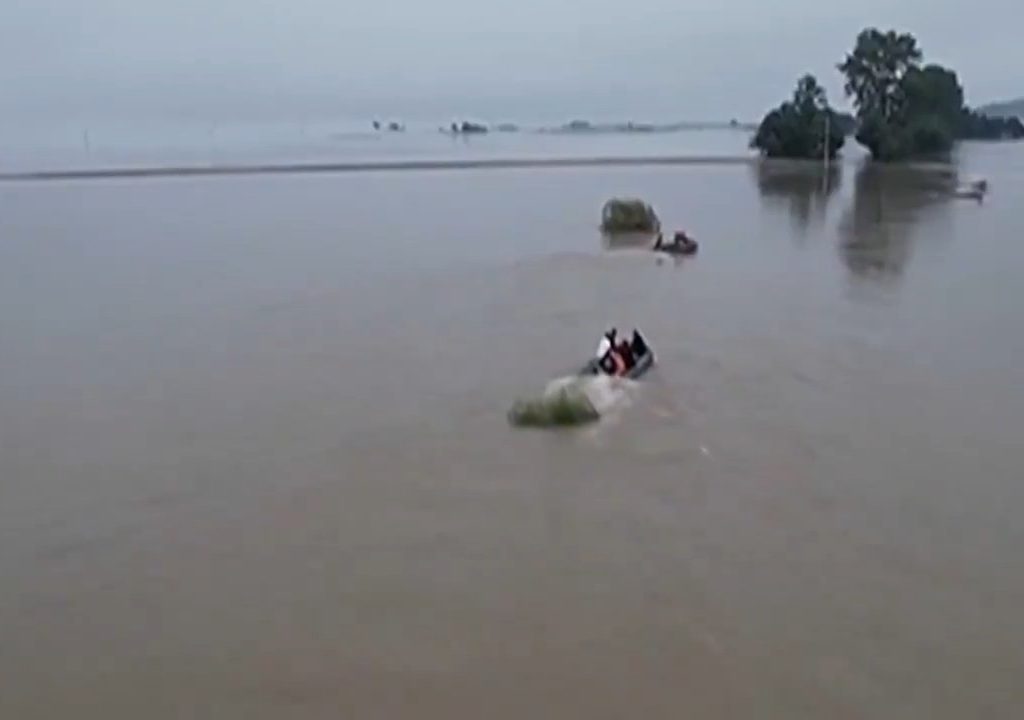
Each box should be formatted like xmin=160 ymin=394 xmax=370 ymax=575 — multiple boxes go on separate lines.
xmin=978 ymin=98 xmax=1024 ymax=119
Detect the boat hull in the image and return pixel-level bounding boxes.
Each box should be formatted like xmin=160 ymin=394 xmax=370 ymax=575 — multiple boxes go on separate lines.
xmin=579 ymin=349 xmax=655 ymax=380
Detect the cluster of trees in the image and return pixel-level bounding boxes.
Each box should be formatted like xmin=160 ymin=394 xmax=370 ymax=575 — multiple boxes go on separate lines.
xmin=750 ymin=75 xmax=846 ymax=159
xmin=754 ymin=28 xmax=1024 ymax=162
xmin=960 ymin=110 xmax=1024 ymax=140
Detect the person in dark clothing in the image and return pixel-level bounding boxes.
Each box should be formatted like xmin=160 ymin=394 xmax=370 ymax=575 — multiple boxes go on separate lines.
xmin=630 ymin=329 xmax=649 ymax=358
xmin=654 ymin=230 xmax=698 ymax=255
xmin=595 ymin=327 xmax=651 ymax=376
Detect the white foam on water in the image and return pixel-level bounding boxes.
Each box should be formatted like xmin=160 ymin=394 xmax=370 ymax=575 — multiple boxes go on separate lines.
xmin=580 ymin=374 xmax=637 ymax=416
xmin=542 ymin=375 xmax=578 ymax=397
xmin=543 ymin=373 xmax=637 ymax=420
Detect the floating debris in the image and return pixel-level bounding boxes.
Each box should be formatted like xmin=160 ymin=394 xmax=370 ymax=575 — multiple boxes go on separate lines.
xmin=601 ymin=198 xmax=661 ymax=234
xmin=508 ymin=386 xmax=600 ymax=428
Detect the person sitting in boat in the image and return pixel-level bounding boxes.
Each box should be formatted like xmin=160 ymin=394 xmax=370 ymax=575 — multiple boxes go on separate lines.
xmin=595 ymin=327 xmax=618 ymax=359
xmin=597 ymin=338 xmax=621 ymax=375
xmin=630 ymin=328 xmax=649 ymax=358
xmin=616 ymin=338 xmax=636 ymax=371
xmin=654 ymin=230 xmax=699 ymax=255
xmin=595 ymin=328 xmax=647 ymax=376
xmin=598 ymin=347 xmax=623 ymax=375
xmin=673 ymin=230 xmax=695 ymax=245
xmin=596 ymin=328 xmax=628 ymax=376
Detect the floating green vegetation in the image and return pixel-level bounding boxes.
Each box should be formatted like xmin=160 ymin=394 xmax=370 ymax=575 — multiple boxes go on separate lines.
xmin=508 ymin=387 xmax=599 ymax=428
xmin=600 ymin=198 xmax=661 ymax=234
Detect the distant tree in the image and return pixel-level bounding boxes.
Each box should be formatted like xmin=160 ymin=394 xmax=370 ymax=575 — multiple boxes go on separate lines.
xmin=902 ymin=65 xmax=964 ymax=129
xmin=839 ymin=29 xmax=926 ymax=159
xmin=762 ymin=27 xmax=1020 ymax=162
xmin=959 ymin=110 xmax=1024 ymax=140
xmin=903 ymin=114 xmax=955 ymax=155
xmin=895 ymin=62 xmax=1021 ymax=145
xmin=792 ymin=74 xmax=827 ymax=115
xmin=839 ymin=29 xmax=922 ymax=126
xmin=752 ymin=75 xmax=845 ymax=159
xmin=837 ymin=30 xmax=1000 ymax=159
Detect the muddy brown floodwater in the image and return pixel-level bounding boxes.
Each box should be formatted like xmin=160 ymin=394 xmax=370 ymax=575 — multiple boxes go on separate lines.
xmin=2 ymin=145 xmax=1023 ymax=718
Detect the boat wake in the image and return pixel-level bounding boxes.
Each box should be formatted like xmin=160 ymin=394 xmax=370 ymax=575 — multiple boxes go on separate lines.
xmin=543 ymin=373 xmax=638 ymax=421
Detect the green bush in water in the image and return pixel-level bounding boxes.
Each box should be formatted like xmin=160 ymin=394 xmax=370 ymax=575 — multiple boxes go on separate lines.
xmin=508 ymin=388 xmax=600 ymax=428
xmin=600 ymin=198 xmax=661 ymax=234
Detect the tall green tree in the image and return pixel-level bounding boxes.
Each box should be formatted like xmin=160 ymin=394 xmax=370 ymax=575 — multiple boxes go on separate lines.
xmin=752 ymin=74 xmax=845 ymax=160
xmin=837 ymin=29 xmax=1002 ymax=159
xmin=886 ymin=63 xmax=964 ymax=157
xmin=839 ymin=29 xmax=930 ymax=159
xmin=902 ymin=65 xmax=964 ymax=129
xmin=959 ymin=110 xmax=1024 ymax=140
xmin=838 ymin=29 xmax=922 ymax=124
xmin=765 ymin=27 xmax=1020 ymax=162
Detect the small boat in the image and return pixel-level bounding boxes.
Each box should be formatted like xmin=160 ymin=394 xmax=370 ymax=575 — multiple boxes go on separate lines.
xmin=579 ymin=345 xmax=656 ymax=380
xmin=953 ymin=177 xmax=988 ymax=200
xmin=654 ymin=231 xmax=699 ymax=256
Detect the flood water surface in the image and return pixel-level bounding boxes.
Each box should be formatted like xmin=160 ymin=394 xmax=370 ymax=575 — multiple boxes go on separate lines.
xmin=1 ymin=147 xmax=1023 ymax=718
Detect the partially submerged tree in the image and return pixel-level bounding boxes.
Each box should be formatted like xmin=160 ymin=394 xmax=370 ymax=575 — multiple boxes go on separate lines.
xmin=839 ymin=29 xmax=922 ymax=125
xmin=600 ymin=198 xmax=661 ymax=234
xmin=835 ymin=29 xmax=1011 ymax=159
xmin=839 ymin=29 xmax=928 ymax=160
xmin=750 ymin=26 xmax=1020 ymax=163
xmin=959 ymin=110 xmax=1024 ymax=140
xmin=752 ymin=74 xmax=845 ymax=159
xmin=901 ymin=64 xmax=964 ymax=129
xmin=508 ymin=387 xmax=599 ymax=428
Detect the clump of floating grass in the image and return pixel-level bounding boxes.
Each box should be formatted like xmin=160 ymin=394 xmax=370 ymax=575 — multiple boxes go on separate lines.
xmin=600 ymin=198 xmax=661 ymax=234
xmin=508 ymin=387 xmax=599 ymax=428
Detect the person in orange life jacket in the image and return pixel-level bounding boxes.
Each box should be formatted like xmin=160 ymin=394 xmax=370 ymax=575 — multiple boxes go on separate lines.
xmin=595 ymin=328 xmax=640 ymax=376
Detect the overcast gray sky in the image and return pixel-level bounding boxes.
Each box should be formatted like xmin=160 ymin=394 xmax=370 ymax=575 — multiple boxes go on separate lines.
xmin=2 ymin=0 xmax=1020 ymax=125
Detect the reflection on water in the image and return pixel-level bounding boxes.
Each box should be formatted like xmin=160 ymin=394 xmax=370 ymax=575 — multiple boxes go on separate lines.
xmin=600 ymin=230 xmax=657 ymax=251
xmin=838 ymin=163 xmax=952 ymax=282
xmin=753 ymin=160 xmax=842 ymax=236
xmin=752 ymin=159 xmax=960 ymax=287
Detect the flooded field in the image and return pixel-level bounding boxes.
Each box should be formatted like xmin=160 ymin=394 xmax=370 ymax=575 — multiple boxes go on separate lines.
xmin=1 ymin=143 xmax=1023 ymax=718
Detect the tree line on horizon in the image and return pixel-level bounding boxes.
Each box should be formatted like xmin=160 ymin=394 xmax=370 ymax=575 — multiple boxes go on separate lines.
xmin=752 ymin=28 xmax=1024 ymax=162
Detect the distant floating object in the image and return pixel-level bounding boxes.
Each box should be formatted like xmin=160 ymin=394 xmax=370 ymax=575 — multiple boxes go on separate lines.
xmin=446 ymin=120 xmax=489 ymax=135
xmin=954 ymin=177 xmax=988 ymax=200
xmin=372 ymin=120 xmax=405 ymax=132
xmin=600 ymin=198 xmax=661 ymax=234
xmin=558 ymin=120 xmax=658 ymax=133
xmin=621 ymin=121 xmax=656 ymax=133
xmin=563 ymin=119 xmax=594 ymax=132
xmin=654 ymin=231 xmax=699 ymax=256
